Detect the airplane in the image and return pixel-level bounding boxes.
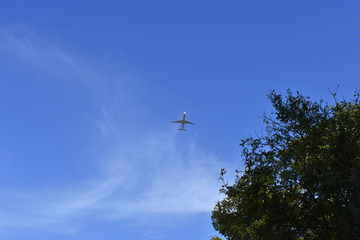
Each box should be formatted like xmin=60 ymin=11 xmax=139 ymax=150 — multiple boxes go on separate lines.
xmin=171 ymin=112 xmax=195 ymax=131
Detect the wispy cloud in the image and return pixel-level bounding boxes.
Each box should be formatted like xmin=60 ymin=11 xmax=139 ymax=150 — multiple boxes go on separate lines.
xmin=0 ymin=26 xmax=223 ymax=232
xmin=0 ymin=130 xmax=222 ymax=230
xmin=0 ymin=26 xmax=93 ymax=78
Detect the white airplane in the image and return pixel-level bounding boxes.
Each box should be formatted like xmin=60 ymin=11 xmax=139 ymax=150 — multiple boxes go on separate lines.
xmin=171 ymin=112 xmax=195 ymax=131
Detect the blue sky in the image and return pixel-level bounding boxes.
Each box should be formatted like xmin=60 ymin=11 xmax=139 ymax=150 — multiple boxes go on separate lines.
xmin=0 ymin=1 xmax=359 ymax=239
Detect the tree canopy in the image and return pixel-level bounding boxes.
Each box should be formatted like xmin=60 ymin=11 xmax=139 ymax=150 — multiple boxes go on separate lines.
xmin=212 ymin=90 xmax=360 ymax=239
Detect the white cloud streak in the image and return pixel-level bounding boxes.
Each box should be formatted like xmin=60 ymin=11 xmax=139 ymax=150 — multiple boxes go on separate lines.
xmin=0 ymin=26 xmax=223 ymax=232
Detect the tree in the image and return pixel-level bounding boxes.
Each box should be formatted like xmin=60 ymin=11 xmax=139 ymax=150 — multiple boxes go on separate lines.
xmin=210 ymin=236 xmax=224 ymax=240
xmin=212 ymin=90 xmax=360 ymax=239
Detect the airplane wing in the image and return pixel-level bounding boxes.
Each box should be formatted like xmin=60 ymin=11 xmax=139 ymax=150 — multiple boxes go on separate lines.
xmin=171 ymin=120 xmax=183 ymax=123
xmin=184 ymin=120 xmax=195 ymax=124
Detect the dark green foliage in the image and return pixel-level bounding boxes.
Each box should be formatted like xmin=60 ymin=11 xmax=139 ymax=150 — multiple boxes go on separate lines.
xmin=210 ymin=236 xmax=224 ymax=240
xmin=212 ymin=90 xmax=360 ymax=240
